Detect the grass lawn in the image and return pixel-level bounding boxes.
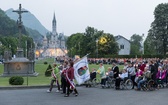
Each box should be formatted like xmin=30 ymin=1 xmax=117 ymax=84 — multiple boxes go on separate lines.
xmin=0 ymin=58 xmax=123 ymax=87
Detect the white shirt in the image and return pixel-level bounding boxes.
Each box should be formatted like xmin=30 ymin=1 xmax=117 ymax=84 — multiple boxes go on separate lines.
xmin=119 ymin=72 xmax=128 ymax=79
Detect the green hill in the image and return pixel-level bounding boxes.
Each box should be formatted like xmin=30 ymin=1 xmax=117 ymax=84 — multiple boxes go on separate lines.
xmin=0 ymin=8 xmax=27 ymax=36
xmin=0 ymin=8 xmax=43 ymax=42
xmin=6 ymin=8 xmax=49 ymax=35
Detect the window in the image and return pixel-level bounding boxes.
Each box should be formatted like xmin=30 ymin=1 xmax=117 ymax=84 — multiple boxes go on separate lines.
xmin=120 ymin=45 xmax=124 ymax=49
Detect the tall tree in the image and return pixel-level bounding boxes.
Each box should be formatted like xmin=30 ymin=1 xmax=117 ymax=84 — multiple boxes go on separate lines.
xmin=145 ymin=3 xmax=168 ymax=55
xmin=98 ymin=33 xmax=118 ymax=55
xmin=66 ymin=26 xmax=119 ymax=57
xmin=130 ymin=34 xmax=143 ymax=55
xmin=66 ymin=33 xmax=84 ymax=57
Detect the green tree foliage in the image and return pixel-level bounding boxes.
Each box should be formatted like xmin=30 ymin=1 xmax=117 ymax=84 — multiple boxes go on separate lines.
xmin=98 ymin=33 xmax=118 ymax=55
xmin=144 ymin=29 xmax=157 ymax=55
xmin=66 ymin=26 xmax=118 ymax=57
xmin=9 ymin=76 xmax=24 ymax=85
xmin=0 ymin=9 xmax=35 ymax=56
xmin=0 ymin=9 xmax=27 ymax=36
xmin=0 ymin=9 xmax=18 ymax=36
xmin=145 ymin=3 xmax=168 ymax=55
xmin=66 ymin=33 xmax=84 ymax=57
xmin=130 ymin=34 xmax=143 ymax=55
xmin=25 ymin=27 xmax=43 ymax=41
xmin=0 ymin=35 xmax=34 ymax=56
xmin=45 ymin=64 xmax=52 ymax=77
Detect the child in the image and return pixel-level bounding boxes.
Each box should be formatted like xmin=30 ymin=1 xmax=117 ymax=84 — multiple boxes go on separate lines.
xmin=47 ymin=63 xmax=60 ymax=93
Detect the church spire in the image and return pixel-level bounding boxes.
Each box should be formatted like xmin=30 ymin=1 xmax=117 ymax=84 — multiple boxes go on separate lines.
xmin=53 ymin=12 xmax=56 ymax=22
xmin=52 ymin=12 xmax=56 ymax=34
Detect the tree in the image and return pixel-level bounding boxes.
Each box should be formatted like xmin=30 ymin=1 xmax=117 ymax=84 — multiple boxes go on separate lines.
xmin=98 ymin=33 xmax=118 ymax=55
xmin=0 ymin=36 xmax=34 ymax=56
xmin=45 ymin=64 xmax=52 ymax=77
xmin=0 ymin=9 xmax=27 ymax=37
xmin=145 ymin=3 xmax=168 ymax=55
xmin=130 ymin=34 xmax=143 ymax=55
xmin=66 ymin=26 xmax=119 ymax=57
xmin=66 ymin=33 xmax=84 ymax=57
xmin=144 ymin=29 xmax=157 ymax=55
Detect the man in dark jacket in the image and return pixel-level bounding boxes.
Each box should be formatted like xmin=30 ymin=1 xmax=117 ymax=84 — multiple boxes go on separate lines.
xmin=112 ymin=62 xmax=119 ymax=89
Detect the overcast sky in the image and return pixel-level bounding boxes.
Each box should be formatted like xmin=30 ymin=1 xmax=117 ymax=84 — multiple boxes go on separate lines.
xmin=0 ymin=0 xmax=168 ymax=39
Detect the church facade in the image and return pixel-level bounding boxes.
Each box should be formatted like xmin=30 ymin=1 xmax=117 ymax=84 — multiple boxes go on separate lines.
xmin=42 ymin=13 xmax=67 ymax=57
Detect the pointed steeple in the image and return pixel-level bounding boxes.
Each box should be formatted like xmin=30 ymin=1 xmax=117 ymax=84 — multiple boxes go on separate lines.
xmin=52 ymin=12 xmax=56 ymax=34
xmin=53 ymin=12 xmax=56 ymax=23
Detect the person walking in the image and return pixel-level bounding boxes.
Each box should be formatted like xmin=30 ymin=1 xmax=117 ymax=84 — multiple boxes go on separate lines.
xmin=64 ymin=61 xmax=78 ymax=97
xmin=47 ymin=63 xmax=60 ymax=93
xmin=61 ymin=61 xmax=69 ymax=94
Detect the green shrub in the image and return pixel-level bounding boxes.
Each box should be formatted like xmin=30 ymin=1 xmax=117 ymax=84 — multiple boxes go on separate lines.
xmin=9 ymin=76 xmax=24 ymax=85
xmin=45 ymin=64 xmax=52 ymax=77
xmin=44 ymin=61 xmax=48 ymax=64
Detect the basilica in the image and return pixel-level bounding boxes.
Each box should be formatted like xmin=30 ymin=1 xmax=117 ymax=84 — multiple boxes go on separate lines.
xmin=41 ymin=13 xmax=67 ymax=57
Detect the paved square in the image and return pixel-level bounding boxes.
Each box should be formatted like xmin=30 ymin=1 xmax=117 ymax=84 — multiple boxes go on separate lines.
xmin=0 ymin=87 xmax=168 ymax=105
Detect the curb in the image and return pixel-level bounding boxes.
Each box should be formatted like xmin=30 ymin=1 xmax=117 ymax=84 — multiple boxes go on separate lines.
xmin=0 ymin=85 xmax=50 ymax=90
xmin=0 ymin=84 xmax=84 ymax=90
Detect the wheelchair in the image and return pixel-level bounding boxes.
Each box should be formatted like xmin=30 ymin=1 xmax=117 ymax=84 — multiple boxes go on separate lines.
xmin=119 ymin=78 xmax=133 ymax=90
xmin=85 ymin=78 xmax=101 ymax=88
xmin=105 ymin=76 xmax=114 ymax=88
xmin=140 ymin=79 xmax=156 ymax=91
xmin=157 ymin=79 xmax=165 ymax=88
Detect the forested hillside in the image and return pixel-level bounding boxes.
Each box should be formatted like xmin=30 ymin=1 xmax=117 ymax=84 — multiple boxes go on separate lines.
xmin=0 ymin=8 xmax=27 ymax=36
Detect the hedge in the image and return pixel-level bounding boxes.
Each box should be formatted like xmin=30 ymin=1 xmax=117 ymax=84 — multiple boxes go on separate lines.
xmin=9 ymin=76 xmax=24 ymax=85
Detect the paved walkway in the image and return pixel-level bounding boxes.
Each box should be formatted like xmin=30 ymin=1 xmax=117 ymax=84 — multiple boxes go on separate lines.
xmin=0 ymin=87 xmax=168 ymax=105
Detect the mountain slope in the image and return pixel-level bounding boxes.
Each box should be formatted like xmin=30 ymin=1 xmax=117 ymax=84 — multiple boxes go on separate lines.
xmin=0 ymin=8 xmax=27 ymax=36
xmin=6 ymin=8 xmax=49 ymax=35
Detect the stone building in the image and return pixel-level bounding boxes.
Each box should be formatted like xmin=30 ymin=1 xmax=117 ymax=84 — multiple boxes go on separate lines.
xmin=41 ymin=13 xmax=67 ymax=57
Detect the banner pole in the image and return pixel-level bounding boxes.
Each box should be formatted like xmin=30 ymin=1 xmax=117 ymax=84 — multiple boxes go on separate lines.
xmin=74 ymin=53 xmax=90 ymax=64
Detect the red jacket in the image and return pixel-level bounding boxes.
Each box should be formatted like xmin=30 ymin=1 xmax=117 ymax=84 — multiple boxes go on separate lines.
xmin=139 ymin=64 xmax=146 ymax=72
xmin=67 ymin=67 xmax=74 ymax=80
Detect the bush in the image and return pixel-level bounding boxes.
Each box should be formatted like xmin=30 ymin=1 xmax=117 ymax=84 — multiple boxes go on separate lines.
xmin=44 ymin=61 xmax=48 ymax=64
xmin=45 ymin=64 xmax=52 ymax=77
xmin=9 ymin=76 xmax=24 ymax=85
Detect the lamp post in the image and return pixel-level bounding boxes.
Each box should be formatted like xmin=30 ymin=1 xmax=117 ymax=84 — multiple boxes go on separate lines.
xmin=96 ymin=39 xmax=98 ymax=58
xmin=0 ymin=42 xmax=2 ymax=58
xmin=78 ymin=42 xmax=80 ymax=57
xmin=141 ymin=33 xmax=145 ymax=55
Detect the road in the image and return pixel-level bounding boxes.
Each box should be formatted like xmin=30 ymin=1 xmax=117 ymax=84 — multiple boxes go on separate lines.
xmin=0 ymin=86 xmax=168 ymax=105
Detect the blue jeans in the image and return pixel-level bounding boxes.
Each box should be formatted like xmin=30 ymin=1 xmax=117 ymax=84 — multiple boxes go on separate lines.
xmin=138 ymin=79 xmax=147 ymax=89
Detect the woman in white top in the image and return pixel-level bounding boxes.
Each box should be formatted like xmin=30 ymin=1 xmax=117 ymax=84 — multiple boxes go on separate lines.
xmin=115 ymin=69 xmax=128 ymax=90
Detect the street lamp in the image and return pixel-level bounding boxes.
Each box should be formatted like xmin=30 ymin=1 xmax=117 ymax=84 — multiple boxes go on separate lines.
xmin=78 ymin=42 xmax=80 ymax=57
xmin=0 ymin=42 xmax=2 ymax=58
xmin=141 ymin=33 xmax=145 ymax=55
xmin=54 ymin=42 xmax=57 ymax=63
xmin=96 ymin=39 xmax=98 ymax=58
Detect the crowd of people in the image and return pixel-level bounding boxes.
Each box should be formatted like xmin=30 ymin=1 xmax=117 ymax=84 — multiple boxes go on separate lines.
xmin=94 ymin=58 xmax=168 ymax=90
xmin=47 ymin=59 xmax=78 ymax=97
xmin=46 ymin=57 xmax=168 ymax=97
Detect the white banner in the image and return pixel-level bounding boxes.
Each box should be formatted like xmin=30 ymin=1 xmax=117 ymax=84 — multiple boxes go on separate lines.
xmin=73 ymin=56 xmax=90 ymax=85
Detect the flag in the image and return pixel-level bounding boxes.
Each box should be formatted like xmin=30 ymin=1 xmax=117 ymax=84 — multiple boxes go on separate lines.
xmin=74 ymin=56 xmax=90 ymax=85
